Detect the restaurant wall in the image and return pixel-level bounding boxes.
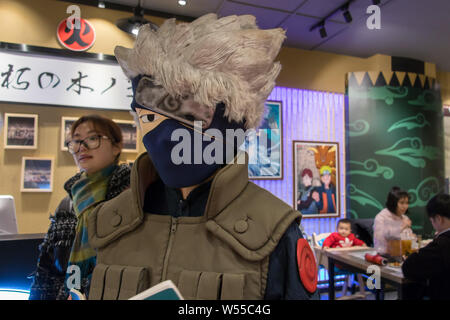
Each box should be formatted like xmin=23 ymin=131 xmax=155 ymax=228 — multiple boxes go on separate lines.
xmin=438 ymin=72 xmax=450 ymax=106
xmin=0 ymin=103 xmax=145 ymax=234
xmin=444 ymin=107 xmax=450 ymax=192
xmin=255 ymin=87 xmax=346 ymax=237
xmin=346 ymin=72 xmax=445 ymax=238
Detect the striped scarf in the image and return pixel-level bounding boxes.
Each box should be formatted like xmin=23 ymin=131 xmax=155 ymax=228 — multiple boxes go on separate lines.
xmin=65 ymin=164 xmax=116 ymax=294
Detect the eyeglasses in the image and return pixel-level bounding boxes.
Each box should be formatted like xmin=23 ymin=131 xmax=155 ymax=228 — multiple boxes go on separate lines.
xmin=66 ymin=135 xmax=110 ymax=154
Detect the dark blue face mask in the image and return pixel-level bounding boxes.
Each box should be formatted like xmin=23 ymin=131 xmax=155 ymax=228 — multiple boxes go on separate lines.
xmin=142 ymin=104 xmax=244 ymax=188
xmin=142 ymin=120 xmax=216 ymax=188
xmin=133 ymin=76 xmax=245 ymax=188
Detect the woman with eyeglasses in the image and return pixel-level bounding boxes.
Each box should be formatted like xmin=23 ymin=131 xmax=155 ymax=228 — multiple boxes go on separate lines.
xmin=29 ymin=115 xmax=131 ymax=300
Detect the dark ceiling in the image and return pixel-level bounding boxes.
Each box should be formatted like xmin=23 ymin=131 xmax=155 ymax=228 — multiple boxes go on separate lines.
xmin=79 ymin=0 xmax=450 ymax=71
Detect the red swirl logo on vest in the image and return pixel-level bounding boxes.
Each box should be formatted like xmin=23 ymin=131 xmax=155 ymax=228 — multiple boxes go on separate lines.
xmin=57 ymin=18 xmax=96 ymax=52
xmin=296 ymin=239 xmax=318 ymax=293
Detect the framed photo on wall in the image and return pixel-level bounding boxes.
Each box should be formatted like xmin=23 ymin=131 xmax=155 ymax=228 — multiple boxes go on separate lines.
xmin=293 ymin=141 xmax=340 ymax=218
xmin=3 ymin=113 xmax=38 ymax=149
xmin=20 ymin=157 xmax=54 ymax=192
xmin=245 ymin=101 xmax=283 ymax=179
xmin=114 ymin=119 xmax=138 ymax=153
xmin=61 ymin=116 xmax=78 ymax=151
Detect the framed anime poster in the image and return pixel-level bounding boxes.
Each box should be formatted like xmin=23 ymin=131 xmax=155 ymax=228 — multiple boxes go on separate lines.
xmin=245 ymin=101 xmax=283 ymax=179
xmin=61 ymin=117 xmax=78 ymax=151
xmin=20 ymin=157 xmax=54 ymax=192
xmin=3 ymin=113 xmax=38 ymax=149
xmin=114 ymin=119 xmax=139 ymax=153
xmin=293 ymin=141 xmax=340 ymax=218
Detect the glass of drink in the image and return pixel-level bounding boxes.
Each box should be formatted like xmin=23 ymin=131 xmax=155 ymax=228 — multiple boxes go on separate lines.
xmin=401 ymin=239 xmax=412 ymax=256
xmin=387 ymin=239 xmax=402 ymax=258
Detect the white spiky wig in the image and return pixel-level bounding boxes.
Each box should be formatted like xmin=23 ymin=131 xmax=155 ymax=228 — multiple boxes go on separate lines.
xmin=114 ymin=13 xmax=285 ymax=129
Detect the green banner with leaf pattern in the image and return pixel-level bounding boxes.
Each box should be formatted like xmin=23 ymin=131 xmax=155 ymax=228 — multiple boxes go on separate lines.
xmin=345 ymin=71 xmax=445 ymax=237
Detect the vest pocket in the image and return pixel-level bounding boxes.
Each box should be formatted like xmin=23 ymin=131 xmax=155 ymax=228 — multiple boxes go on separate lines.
xmin=178 ymin=270 xmax=201 ymax=300
xmin=118 ymin=266 xmax=150 ymax=300
xmin=103 ymin=265 xmax=126 ymax=300
xmin=220 ymin=273 xmax=245 ymax=300
xmin=178 ymin=270 xmax=245 ymax=300
xmin=88 ymin=264 xmax=150 ymax=300
xmin=197 ymin=272 xmax=222 ymax=300
xmin=89 ymin=263 xmax=109 ymax=300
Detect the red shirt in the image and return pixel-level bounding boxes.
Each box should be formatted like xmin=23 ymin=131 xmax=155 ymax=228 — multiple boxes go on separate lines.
xmin=322 ymin=232 xmax=365 ymax=248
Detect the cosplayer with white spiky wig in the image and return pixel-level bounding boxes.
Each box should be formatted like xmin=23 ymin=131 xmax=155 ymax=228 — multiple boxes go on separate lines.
xmin=114 ymin=13 xmax=285 ymax=129
xmin=85 ymin=13 xmax=319 ymax=301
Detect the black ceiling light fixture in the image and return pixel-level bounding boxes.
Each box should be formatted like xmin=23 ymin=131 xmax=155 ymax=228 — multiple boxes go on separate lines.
xmin=341 ymin=4 xmax=352 ymax=23
xmin=372 ymin=0 xmax=381 ymax=5
xmin=319 ymin=22 xmax=327 ymax=38
xmin=116 ymin=0 xmax=159 ymax=36
xmin=309 ymin=0 xmax=355 ymax=39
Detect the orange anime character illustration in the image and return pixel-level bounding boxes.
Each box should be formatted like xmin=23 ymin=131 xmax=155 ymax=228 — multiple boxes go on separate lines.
xmin=312 ymin=165 xmax=337 ymax=214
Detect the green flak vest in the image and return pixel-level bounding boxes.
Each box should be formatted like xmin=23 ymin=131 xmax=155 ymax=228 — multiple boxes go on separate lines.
xmin=87 ymin=152 xmax=301 ymax=300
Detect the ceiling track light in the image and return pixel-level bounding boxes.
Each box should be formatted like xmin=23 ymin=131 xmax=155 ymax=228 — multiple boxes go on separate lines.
xmin=319 ymin=22 xmax=327 ymax=38
xmin=98 ymin=1 xmax=105 ymax=9
xmin=178 ymin=0 xmax=187 ymax=6
xmin=341 ymin=4 xmax=352 ymax=23
xmin=309 ymin=0 xmax=355 ymax=38
xmin=115 ymin=0 xmax=158 ymax=36
xmin=343 ymin=10 xmax=352 ymax=23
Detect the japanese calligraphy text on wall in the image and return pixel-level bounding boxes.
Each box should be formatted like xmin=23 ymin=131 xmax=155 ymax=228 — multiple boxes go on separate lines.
xmin=0 ymin=51 xmax=132 ymax=110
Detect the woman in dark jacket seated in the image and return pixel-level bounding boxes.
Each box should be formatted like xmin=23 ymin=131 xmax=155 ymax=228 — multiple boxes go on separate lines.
xmin=29 ymin=115 xmax=131 ymax=300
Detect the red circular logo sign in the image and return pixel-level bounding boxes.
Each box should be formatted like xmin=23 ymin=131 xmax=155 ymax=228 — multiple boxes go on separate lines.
xmin=57 ymin=18 xmax=96 ymax=51
xmin=296 ymin=238 xmax=318 ymax=293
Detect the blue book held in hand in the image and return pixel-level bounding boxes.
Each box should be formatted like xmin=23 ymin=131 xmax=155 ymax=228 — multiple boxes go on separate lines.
xmin=128 ymin=280 xmax=184 ymax=300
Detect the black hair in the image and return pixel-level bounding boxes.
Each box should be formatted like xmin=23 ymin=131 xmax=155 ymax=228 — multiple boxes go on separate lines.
xmin=337 ymin=218 xmax=352 ymax=228
xmin=385 ymin=186 xmax=409 ymax=214
xmin=426 ymin=193 xmax=450 ymax=219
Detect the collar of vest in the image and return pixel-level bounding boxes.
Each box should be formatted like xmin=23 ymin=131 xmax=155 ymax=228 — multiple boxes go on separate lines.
xmin=88 ymin=152 xmax=301 ymax=261
xmin=88 ymin=152 xmax=250 ymax=243
xmin=130 ymin=151 xmax=250 ymax=220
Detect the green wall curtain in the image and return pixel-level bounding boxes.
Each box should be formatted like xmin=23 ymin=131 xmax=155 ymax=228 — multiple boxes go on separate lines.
xmin=346 ymin=71 xmax=445 ymax=237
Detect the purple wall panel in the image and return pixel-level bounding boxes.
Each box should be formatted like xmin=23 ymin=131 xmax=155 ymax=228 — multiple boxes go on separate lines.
xmin=251 ymin=86 xmax=346 ymax=237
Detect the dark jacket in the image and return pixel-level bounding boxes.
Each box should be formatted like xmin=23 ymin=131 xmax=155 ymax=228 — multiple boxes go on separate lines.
xmin=402 ymin=229 xmax=450 ymax=300
xmin=28 ymin=164 xmax=131 ymax=300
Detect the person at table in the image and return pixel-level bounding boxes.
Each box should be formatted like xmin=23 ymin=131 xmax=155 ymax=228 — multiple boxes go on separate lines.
xmin=373 ymin=186 xmax=413 ymax=256
xmin=297 ymin=168 xmax=319 ymax=214
xmin=312 ymin=166 xmax=336 ymax=214
xmin=402 ymin=193 xmax=450 ymax=300
xmin=323 ymin=218 xmax=366 ymax=249
xmin=29 ymin=115 xmax=131 ymax=300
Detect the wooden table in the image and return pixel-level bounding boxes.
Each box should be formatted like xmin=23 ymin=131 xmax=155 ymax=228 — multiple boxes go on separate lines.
xmin=315 ymin=247 xmax=409 ymax=300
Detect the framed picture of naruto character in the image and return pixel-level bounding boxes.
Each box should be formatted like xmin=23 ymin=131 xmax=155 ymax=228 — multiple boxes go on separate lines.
xmin=293 ymin=141 xmax=340 ymax=218
xmin=245 ymin=101 xmax=283 ymax=180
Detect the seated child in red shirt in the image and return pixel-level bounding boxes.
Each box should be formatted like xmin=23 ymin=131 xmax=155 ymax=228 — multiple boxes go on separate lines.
xmin=323 ymin=219 xmax=366 ymax=249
